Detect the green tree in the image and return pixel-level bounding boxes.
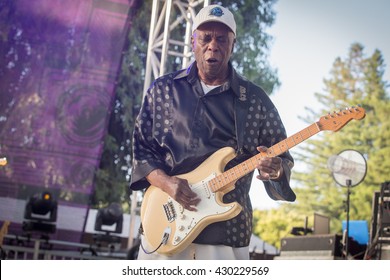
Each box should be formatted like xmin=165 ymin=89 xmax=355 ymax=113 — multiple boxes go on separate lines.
xmin=92 ymin=3 xmax=145 ymax=209
xmin=254 ymin=43 xmax=389 ymax=248
xmin=294 ymin=43 xmax=389 ymax=229
xmin=253 ymin=207 xmax=307 ymax=248
xmin=217 ymin=0 xmax=280 ymax=93
xmin=93 ymin=0 xmax=281 ymax=208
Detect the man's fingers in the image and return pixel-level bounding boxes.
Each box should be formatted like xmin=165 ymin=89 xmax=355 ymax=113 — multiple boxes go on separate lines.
xmin=177 ymin=187 xmax=200 ymax=211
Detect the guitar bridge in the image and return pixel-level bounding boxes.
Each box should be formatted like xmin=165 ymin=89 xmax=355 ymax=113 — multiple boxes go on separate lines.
xmin=163 ymin=200 xmax=176 ymax=223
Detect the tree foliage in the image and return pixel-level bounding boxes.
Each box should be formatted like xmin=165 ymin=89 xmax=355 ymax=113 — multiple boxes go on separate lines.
xmin=253 ymin=207 xmax=307 ymax=248
xmin=93 ymin=0 xmax=280 ymax=208
xmin=217 ymin=0 xmax=280 ymax=93
xmin=254 ymin=43 xmax=390 ymax=248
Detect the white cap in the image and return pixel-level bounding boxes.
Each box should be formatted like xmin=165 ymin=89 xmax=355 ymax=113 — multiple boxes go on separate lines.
xmin=192 ymin=5 xmax=236 ymax=36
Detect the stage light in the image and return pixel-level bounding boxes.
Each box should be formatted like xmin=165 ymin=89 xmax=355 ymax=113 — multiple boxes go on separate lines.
xmin=23 ymin=191 xmax=58 ymax=234
xmin=94 ymin=202 xmax=123 ymax=234
xmin=0 ymin=157 xmax=7 ymax=166
xmin=24 ymin=191 xmax=57 ymax=222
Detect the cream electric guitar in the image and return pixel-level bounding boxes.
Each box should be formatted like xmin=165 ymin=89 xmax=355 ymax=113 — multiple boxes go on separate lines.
xmin=140 ymin=106 xmax=366 ymax=255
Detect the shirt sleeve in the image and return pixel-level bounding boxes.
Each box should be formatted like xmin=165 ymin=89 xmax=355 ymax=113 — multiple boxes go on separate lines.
xmin=258 ymin=106 xmax=296 ymax=202
xmin=129 ymin=84 xmax=169 ymax=191
xmin=263 ymin=158 xmax=296 ymax=201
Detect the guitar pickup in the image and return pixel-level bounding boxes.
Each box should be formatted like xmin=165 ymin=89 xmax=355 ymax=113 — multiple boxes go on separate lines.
xmin=163 ymin=200 xmax=177 ymax=223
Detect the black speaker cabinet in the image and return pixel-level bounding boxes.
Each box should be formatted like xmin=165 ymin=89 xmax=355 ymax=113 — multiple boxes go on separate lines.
xmin=367 ymin=183 xmax=390 ymax=259
xmin=277 ymin=234 xmax=343 ymax=259
xmin=370 ymin=186 xmax=390 ymax=243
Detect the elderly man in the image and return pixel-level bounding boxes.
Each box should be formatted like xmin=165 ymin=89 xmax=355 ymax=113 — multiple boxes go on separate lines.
xmin=130 ymin=5 xmax=295 ymax=260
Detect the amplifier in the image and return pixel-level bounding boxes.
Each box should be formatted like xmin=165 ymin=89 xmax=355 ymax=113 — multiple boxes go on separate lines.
xmin=370 ymin=189 xmax=390 ymax=241
xmin=278 ymin=234 xmax=343 ymax=259
xmin=380 ymin=245 xmax=390 ymax=260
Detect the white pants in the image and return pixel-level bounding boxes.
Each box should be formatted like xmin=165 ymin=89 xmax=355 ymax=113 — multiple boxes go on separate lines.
xmin=137 ymin=235 xmax=249 ymax=260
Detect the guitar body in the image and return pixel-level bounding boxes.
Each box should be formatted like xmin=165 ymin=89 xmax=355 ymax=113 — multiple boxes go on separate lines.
xmin=140 ymin=147 xmax=243 ymax=256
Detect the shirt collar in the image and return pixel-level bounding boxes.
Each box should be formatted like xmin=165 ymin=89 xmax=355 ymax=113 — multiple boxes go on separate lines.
xmin=174 ymin=61 xmax=243 ymax=98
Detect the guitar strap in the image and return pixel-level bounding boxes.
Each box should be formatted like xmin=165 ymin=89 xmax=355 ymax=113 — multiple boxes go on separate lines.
xmin=234 ymin=80 xmax=250 ymax=156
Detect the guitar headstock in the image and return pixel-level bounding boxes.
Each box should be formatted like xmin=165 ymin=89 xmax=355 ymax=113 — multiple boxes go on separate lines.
xmin=317 ymin=105 xmax=366 ymax=132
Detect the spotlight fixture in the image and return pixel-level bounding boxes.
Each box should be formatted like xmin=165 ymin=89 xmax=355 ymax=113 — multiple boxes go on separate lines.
xmin=0 ymin=157 xmax=7 ymax=166
xmin=23 ymin=191 xmax=58 ymax=234
xmin=94 ymin=202 xmax=123 ymax=234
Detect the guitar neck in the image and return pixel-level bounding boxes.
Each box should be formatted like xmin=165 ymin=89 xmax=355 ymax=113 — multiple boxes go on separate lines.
xmin=208 ymin=122 xmax=321 ymax=192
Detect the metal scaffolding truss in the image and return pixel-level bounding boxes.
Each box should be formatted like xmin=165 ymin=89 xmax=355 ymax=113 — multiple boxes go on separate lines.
xmin=143 ymin=0 xmax=209 ymax=93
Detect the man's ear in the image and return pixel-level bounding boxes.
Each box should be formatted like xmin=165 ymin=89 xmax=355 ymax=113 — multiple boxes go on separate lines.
xmin=191 ymin=35 xmax=195 ymax=50
xmin=231 ymin=38 xmax=236 ymax=54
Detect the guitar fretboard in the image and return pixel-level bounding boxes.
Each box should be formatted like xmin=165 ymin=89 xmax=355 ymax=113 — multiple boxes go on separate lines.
xmin=207 ymin=122 xmax=321 ymax=192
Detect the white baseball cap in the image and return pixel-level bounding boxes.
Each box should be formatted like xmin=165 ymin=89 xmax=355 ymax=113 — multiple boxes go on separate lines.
xmin=192 ymin=5 xmax=236 ymax=36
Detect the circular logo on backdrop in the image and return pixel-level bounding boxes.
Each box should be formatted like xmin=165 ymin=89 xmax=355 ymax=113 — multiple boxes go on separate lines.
xmin=56 ymin=85 xmax=111 ymax=147
xmin=68 ymin=161 xmax=95 ymax=191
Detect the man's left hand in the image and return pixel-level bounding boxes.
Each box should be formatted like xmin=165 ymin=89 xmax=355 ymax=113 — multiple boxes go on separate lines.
xmin=255 ymin=146 xmax=283 ymax=181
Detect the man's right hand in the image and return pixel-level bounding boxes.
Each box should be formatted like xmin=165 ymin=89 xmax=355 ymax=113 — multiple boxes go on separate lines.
xmin=146 ymin=169 xmax=200 ymax=211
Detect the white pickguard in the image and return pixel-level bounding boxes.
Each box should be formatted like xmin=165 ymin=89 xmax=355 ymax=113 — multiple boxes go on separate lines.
xmin=168 ymin=173 xmax=234 ymax=245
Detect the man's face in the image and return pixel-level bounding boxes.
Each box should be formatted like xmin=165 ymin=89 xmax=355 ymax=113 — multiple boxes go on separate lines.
xmin=192 ymin=22 xmax=235 ymax=84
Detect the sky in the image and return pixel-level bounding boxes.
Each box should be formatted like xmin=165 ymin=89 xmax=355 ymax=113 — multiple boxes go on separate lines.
xmin=249 ymin=0 xmax=390 ymax=210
